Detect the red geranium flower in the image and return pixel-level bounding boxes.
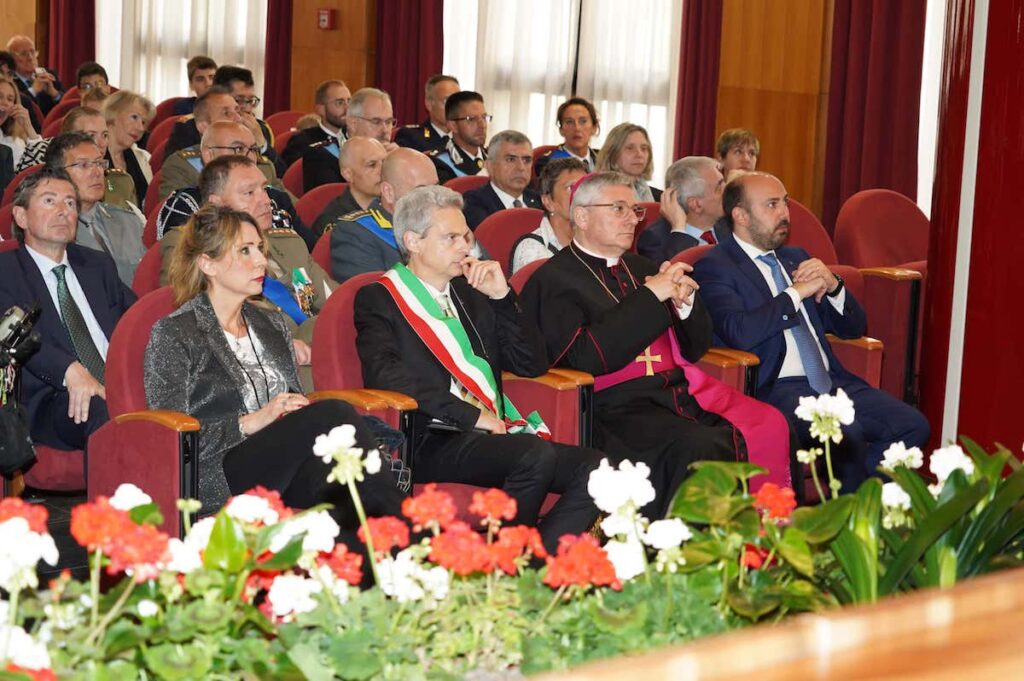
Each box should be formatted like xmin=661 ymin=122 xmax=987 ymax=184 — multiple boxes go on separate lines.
xmin=104 ymin=522 xmax=171 ymax=582
xmin=741 ymin=543 xmax=774 ymax=570
xmin=241 ymin=485 xmax=294 ymax=521
xmin=489 ymin=525 xmax=547 ymax=575
xmin=0 ymin=497 xmax=49 ymax=533
xmin=469 ymin=489 xmax=517 ymax=524
xmin=543 ymin=534 xmax=621 ymax=591
xmin=428 ymin=521 xmax=493 ymax=575
xmin=70 ymin=497 xmax=133 ymax=551
xmin=318 ymin=543 xmax=364 ymax=586
xmin=5 ymin=665 xmax=56 ymax=681
xmin=753 ymin=483 xmax=797 ymax=521
xmin=357 ymin=516 xmax=410 ymax=555
xmin=401 ymin=483 xmax=457 ymax=531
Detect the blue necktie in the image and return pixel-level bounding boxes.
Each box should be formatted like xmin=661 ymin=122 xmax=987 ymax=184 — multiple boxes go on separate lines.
xmin=757 ymin=253 xmax=832 ymax=395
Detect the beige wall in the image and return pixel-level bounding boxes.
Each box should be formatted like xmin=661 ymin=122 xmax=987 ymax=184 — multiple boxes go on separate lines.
xmin=0 ymin=0 xmax=46 ymax=58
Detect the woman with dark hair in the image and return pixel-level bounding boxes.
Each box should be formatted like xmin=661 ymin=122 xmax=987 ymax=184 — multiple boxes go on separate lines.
xmin=534 ymin=96 xmax=601 ymax=179
xmin=144 ymin=205 xmax=406 ymax=522
xmin=596 ymin=122 xmax=661 ymax=202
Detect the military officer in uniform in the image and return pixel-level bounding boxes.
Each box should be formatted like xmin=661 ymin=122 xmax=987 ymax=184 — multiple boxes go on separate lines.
xmin=395 ymin=74 xmax=460 ymax=154
xmin=281 ymin=79 xmax=350 ymax=168
xmin=311 ymin=137 xmax=387 ymax=237
xmin=427 ymin=91 xmax=490 ymax=185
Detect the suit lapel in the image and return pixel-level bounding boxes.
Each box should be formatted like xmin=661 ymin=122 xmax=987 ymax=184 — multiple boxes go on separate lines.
xmin=720 ymin=230 xmax=777 ymax=301
xmin=188 ymin=294 xmax=254 ymax=395
xmin=15 ymin=248 xmax=74 ymax=354
xmin=66 ymin=246 xmax=116 ymax=339
xmin=245 ymin=302 xmax=302 ymax=391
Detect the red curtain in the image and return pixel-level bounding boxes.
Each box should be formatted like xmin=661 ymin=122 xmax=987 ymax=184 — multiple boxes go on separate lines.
xmin=47 ymin=0 xmax=95 ymax=86
xmin=672 ymin=0 xmax=724 ymax=160
xmin=263 ymin=0 xmax=294 ymax=116
xmin=374 ymin=0 xmax=445 ymax=128
xmin=821 ymin=0 xmax=927 ymax=233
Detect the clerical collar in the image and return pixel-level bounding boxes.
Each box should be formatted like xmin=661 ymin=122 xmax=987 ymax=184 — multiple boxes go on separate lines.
xmin=571 ymin=240 xmax=620 ymax=267
xmin=490 ymin=182 xmax=523 ymax=209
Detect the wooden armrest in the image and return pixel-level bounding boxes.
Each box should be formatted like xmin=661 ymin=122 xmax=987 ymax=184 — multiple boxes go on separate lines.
xmin=860 ymin=267 xmax=923 ymax=281
xmin=547 ymin=368 xmax=596 ymax=386
xmin=359 ymin=389 xmax=418 ymax=411
xmin=307 ymin=389 xmax=389 ymax=410
xmin=705 ymin=347 xmax=761 ymax=366
xmin=826 ymin=334 xmax=884 ymax=351
xmin=113 ymin=410 xmax=200 ymax=431
xmin=502 ymin=371 xmax=579 ymax=391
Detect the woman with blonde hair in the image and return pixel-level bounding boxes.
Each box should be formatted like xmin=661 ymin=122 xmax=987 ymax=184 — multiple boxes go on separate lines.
xmin=0 ymin=76 xmax=44 ymax=169
xmin=102 ymin=90 xmax=154 ymax=208
xmin=144 ymin=205 xmax=406 ymax=522
xmin=596 ymin=122 xmax=661 ymax=202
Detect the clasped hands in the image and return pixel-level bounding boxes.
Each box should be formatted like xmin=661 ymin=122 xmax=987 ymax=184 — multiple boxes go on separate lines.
xmin=645 ymin=261 xmax=698 ymax=307
xmin=789 ymin=258 xmax=839 ymax=303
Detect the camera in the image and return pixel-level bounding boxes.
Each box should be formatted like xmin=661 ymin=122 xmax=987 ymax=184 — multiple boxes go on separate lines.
xmin=0 ymin=305 xmax=41 ymax=369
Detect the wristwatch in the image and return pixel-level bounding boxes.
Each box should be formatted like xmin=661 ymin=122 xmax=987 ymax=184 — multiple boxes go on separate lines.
xmin=826 ymin=272 xmax=845 ymax=297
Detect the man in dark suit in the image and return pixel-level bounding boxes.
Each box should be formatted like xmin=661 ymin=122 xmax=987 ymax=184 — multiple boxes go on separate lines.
xmin=462 ymin=130 xmax=543 ymax=230
xmin=6 ymin=35 xmax=65 ymax=117
xmin=692 ymin=172 xmax=929 ymax=491
xmin=281 ymin=80 xmax=350 ymax=168
xmin=637 ymin=156 xmax=724 ymax=263
xmin=353 ymin=185 xmax=600 ymax=552
xmin=395 ymin=74 xmax=459 ymax=154
xmin=0 ymin=169 xmax=136 ymax=451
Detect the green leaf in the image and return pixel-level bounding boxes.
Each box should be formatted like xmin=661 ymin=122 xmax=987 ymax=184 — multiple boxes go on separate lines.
xmin=668 ymin=465 xmax=740 ymax=523
xmin=203 ymin=511 xmax=248 ymax=573
xmin=937 ymin=544 xmax=958 ymax=588
xmin=102 ymin=618 xmax=144 ymax=657
xmin=888 ymin=467 xmax=937 ymax=517
xmin=254 ymin=536 xmax=304 ymax=571
xmin=183 ymin=568 xmax=226 ymax=595
xmin=326 ymin=632 xmax=381 ymax=681
xmin=128 ymin=501 xmax=165 ymax=527
xmin=142 ymin=642 xmax=213 ymax=681
xmin=958 ymin=466 xmax=1024 ymax=573
xmin=185 ymin=599 xmax=233 ymax=633
xmin=967 ymin=502 xmax=1024 ymax=575
xmin=727 ymin=587 xmax=781 ymax=620
xmin=850 ymin=478 xmax=882 ymax=559
xmin=590 ymin=600 xmax=649 ymax=635
xmin=791 ymin=495 xmax=855 ymax=543
xmin=287 ymin=643 xmax=334 ymax=681
xmin=960 ymin=436 xmax=1009 ymax=487
xmin=830 ymin=527 xmax=877 ymax=603
xmin=775 ymin=526 xmax=814 ymax=577
xmin=690 ymin=460 xmax=768 ymax=484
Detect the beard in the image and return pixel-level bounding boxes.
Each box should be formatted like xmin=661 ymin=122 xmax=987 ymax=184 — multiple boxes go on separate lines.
xmin=750 ymin=219 xmax=790 ymax=251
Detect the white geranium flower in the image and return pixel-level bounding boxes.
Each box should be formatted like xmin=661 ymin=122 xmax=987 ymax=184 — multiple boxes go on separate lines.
xmin=0 ymin=624 xmax=51 ymax=671
xmin=313 ymin=425 xmax=380 ymax=485
xmin=108 ymin=483 xmax=153 ymax=511
xmin=42 ymin=602 xmax=80 ymax=631
xmin=377 ymin=551 xmax=426 ymax=603
xmin=794 ymin=389 xmax=855 ymax=444
xmin=225 ymin=494 xmax=280 ymax=526
xmin=165 ymin=538 xmax=202 ymax=574
xmin=0 ymin=518 xmax=58 ymax=593
xmin=184 ymin=517 xmax=216 ymax=552
xmin=312 ymin=564 xmax=351 ymax=605
xmin=266 ymin=574 xmax=322 ymax=618
xmin=929 ymin=444 xmax=975 ymax=485
xmin=881 ymin=482 xmax=913 ymax=529
xmin=137 ymin=599 xmax=159 ymax=617
xmin=313 ymin=424 xmax=357 ymax=464
xmin=587 ymin=459 xmax=656 ymax=515
xmin=364 ymin=448 xmax=383 ymax=475
xmin=600 ymin=509 xmax=645 ymax=540
xmin=269 ymin=511 xmax=340 ymax=555
xmin=419 ymin=565 xmax=450 ymax=602
xmin=881 ymin=442 xmax=924 ymax=471
xmin=642 ymin=518 xmax=693 ymax=551
xmin=796 ymin=448 xmax=821 ymax=464
xmin=603 ymin=538 xmax=646 ymax=582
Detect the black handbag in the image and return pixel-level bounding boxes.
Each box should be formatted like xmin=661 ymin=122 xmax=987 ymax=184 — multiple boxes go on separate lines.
xmin=0 ymin=401 xmax=36 ymax=476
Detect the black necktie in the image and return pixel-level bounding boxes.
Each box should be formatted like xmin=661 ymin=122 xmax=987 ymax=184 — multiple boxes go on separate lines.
xmin=52 ymin=264 xmax=105 ymax=384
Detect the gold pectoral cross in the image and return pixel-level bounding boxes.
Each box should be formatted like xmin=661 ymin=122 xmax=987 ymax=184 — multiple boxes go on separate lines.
xmin=635 ymin=346 xmax=662 ymax=376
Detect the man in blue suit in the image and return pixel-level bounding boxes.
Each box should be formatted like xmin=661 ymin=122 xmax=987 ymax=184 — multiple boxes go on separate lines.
xmin=692 ymin=172 xmax=928 ymax=491
xmin=0 ymin=169 xmax=136 ymax=451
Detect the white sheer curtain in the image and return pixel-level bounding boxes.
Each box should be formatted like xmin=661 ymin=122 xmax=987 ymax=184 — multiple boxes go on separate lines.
xmin=96 ymin=0 xmax=268 ymax=112
xmin=917 ymin=0 xmax=948 ymax=218
xmin=443 ymin=0 xmax=681 ymax=184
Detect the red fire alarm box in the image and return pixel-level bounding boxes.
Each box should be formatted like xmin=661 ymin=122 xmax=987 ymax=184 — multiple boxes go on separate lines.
xmin=317 ymin=8 xmax=336 ymax=30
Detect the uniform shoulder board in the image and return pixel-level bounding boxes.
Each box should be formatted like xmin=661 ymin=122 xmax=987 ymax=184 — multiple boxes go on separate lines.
xmin=179 ymin=113 xmax=194 ymax=122
xmin=340 ymin=208 xmax=371 ymax=222
xmin=309 ymin=138 xmax=334 ymax=150
xmin=402 ymin=123 xmax=420 ymax=129
xmin=264 ymin=227 xmax=298 ymax=236
xmin=425 ymin=148 xmax=442 ymax=158
xmin=104 ymin=167 xmax=128 ymax=176
xmin=257 ymin=154 xmax=272 ymax=164
xmin=181 ymin=147 xmax=201 ymax=158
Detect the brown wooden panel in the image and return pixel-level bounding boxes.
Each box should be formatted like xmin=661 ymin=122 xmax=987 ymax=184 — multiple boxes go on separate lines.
xmin=0 ymin=0 xmax=41 ymax=51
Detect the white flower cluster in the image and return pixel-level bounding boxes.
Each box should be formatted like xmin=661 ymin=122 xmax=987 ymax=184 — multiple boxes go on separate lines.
xmin=164 ymin=516 xmax=216 ymax=574
xmin=377 ymin=548 xmax=449 ymax=605
xmin=881 ymin=482 xmax=912 ymax=529
xmin=928 ymin=444 xmax=976 ymax=497
xmin=0 ymin=623 xmax=51 ymax=671
xmin=588 ymin=459 xmax=656 ymax=515
xmin=108 ymin=483 xmax=153 ymax=511
xmin=795 ymin=389 xmax=855 ymax=444
xmin=313 ymin=424 xmax=383 ymax=485
xmin=226 ymin=494 xmax=280 ymax=526
xmin=269 ymin=510 xmax=340 ymax=555
xmin=881 ymin=442 xmax=924 ymax=471
xmin=266 ymin=574 xmax=323 ymax=619
xmin=0 ymin=517 xmax=58 ymax=593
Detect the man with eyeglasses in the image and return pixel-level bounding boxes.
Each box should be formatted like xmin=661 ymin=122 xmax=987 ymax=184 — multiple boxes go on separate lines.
xmin=395 ymin=74 xmax=460 ymax=154
xmin=43 ymin=132 xmax=146 ymax=287
xmin=5 ymin=35 xmax=65 ymax=120
xmin=462 ymin=129 xmax=543 ymax=230
xmin=428 ymin=91 xmax=490 ymax=186
xmin=521 ymin=172 xmax=794 ymax=517
xmin=157 ymin=121 xmax=311 ymax=248
xmin=303 ymin=87 xmax=398 ymax=192
xmin=281 ymin=80 xmax=351 ymax=168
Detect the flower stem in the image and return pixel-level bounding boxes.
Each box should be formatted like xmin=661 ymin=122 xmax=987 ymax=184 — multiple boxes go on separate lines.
xmin=0 ymin=587 xmax=19 ymax=666
xmin=90 ymin=549 xmax=102 ymax=628
xmin=535 ymin=585 xmax=567 ymax=629
xmin=809 ymin=456 xmax=826 ymax=503
xmin=85 ymin=579 xmax=136 ymax=648
xmin=823 ymin=441 xmax=839 ymax=500
xmin=346 ymin=478 xmax=381 ymax=587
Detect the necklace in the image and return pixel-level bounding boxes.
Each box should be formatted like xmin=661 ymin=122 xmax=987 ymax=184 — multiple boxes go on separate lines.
xmin=568 ymin=243 xmax=639 ymax=304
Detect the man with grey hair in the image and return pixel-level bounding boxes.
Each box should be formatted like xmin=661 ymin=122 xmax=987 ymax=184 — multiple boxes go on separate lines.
xmin=637 ymin=156 xmax=725 ymax=263
xmin=354 ymin=185 xmax=601 ymax=552
xmin=462 ymin=130 xmax=543 ymax=230
xmin=521 ymin=171 xmax=793 ymax=517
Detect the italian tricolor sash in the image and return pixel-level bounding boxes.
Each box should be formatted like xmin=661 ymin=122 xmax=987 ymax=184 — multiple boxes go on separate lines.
xmin=379 ymin=265 xmax=550 ymax=438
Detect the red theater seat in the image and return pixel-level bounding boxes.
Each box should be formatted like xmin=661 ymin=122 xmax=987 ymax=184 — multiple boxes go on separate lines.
xmin=444 ymin=175 xmax=488 ymax=195
xmin=475 ymin=207 xmax=544 ymax=276
xmin=295 ymin=182 xmax=349 ymax=227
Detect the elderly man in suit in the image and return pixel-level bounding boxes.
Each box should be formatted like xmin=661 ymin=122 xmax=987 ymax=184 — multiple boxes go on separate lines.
xmin=0 ymin=168 xmax=136 ymax=451
xmin=637 ymin=156 xmax=724 ymax=263
xmin=5 ymin=35 xmax=65 ymax=118
xmin=461 ymin=130 xmax=543 ymax=230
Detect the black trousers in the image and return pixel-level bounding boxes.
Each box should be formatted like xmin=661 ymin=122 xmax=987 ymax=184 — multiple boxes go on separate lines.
xmin=222 ymin=399 xmax=407 ymax=530
xmin=414 ymin=428 xmax=602 ymax=553
xmin=35 ymin=392 xmax=109 ymax=451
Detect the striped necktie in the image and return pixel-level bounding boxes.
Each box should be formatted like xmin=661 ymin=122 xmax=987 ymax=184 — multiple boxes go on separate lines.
xmin=51 ymin=264 xmax=105 ymax=384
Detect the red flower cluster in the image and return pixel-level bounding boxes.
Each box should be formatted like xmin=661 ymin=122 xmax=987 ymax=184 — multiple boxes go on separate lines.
xmin=0 ymin=497 xmax=49 ymax=533
xmin=490 ymin=526 xmax=547 ymax=575
xmin=70 ymin=497 xmax=132 ymax=551
xmin=469 ymin=488 xmax=517 ymax=524
xmin=741 ymin=543 xmax=771 ymax=569
xmin=401 ymin=483 xmax=457 ymax=531
xmin=241 ymin=486 xmax=294 ymax=522
xmin=318 ymin=544 xmax=364 ymax=586
xmin=429 ymin=521 xmax=492 ymax=575
xmin=357 ymin=516 xmax=410 ymax=554
xmin=543 ymin=534 xmax=621 ymax=591
xmin=70 ymin=496 xmax=170 ymax=580
xmin=5 ymin=665 xmax=56 ymax=681
xmin=754 ymin=483 xmax=797 ymax=521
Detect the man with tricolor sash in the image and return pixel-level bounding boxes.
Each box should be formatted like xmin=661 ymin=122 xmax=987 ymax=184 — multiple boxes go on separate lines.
xmin=521 ymin=172 xmax=794 ymax=518
xmin=354 ymin=185 xmax=601 ymax=551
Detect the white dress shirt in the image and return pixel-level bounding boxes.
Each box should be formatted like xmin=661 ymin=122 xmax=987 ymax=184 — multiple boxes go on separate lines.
xmin=490 ymin=182 xmax=526 ymax=210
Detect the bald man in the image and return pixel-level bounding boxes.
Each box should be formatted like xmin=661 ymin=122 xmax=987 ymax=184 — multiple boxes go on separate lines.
xmin=310 ymin=137 xmax=387 ymax=237
xmin=326 ymin=147 xmax=439 ymax=282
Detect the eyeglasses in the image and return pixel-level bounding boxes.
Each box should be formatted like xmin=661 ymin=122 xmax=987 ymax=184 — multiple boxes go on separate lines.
xmin=233 ymin=96 xmax=261 ymax=107
xmin=205 ymin=144 xmax=261 ymax=158
xmin=62 ymin=159 xmax=109 ymax=171
xmin=354 ymin=115 xmax=398 ymax=128
xmin=449 ymin=114 xmax=493 ymax=125
xmin=581 ymin=202 xmax=646 ymax=220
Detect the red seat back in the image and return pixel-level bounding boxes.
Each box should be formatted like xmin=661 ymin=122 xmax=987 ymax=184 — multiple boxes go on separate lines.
xmin=143 ymin=170 xmax=164 ymax=217
xmin=630 ymin=201 xmax=662 ymax=253
xmin=148 ymin=140 xmax=169 ymax=172
xmin=787 ymin=199 xmax=838 ymax=264
xmin=41 ymin=117 xmax=65 ymax=138
xmin=42 ymin=97 xmax=80 ymax=129
xmin=148 ymin=97 xmax=184 ymax=132
xmin=509 ymin=258 xmax=545 ymax=294
xmin=105 ymin=287 xmax=176 ymax=417
xmin=670 ymin=244 xmax=715 ymax=266
xmin=312 ymin=231 xmax=332 ymax=273
xmin=3 ymin=164 xmax=43 ymax=206
xmin=132 ymin=243 xmax=164 ymax=297
xmin=0 ymin=204 xmax=13 ymax=240
xmin=265 ymin=110 xmax=306 ymax=137
xmin=282 ymin=159 xmax=304 ymax=197
xmin=834 ymin=189 xmax=929 ymax=268
xmin=145 ymin=116 xmax=180 ymax=152
xmin=142 ymin=200 xmax=164 ymax=247
xmin=296 ymin=182 xmax=349 ymax=227
xmin=444 ymin=175 xmax=488 ymax=195
xmin=312 ymin=271 xmax=382 ymax=391
xmin=475 ymin=207 xmax=544 ymax=276
xmin=274 ymin=128 xmax=296 ymax=156
xmin=0 ymin=240 xmax=18 ymax=253
xmin=532 ymin=145 xmax=557 ymax=166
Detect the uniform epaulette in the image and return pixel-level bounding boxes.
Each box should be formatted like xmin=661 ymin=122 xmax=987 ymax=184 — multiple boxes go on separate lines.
xmin=340 ymin=208 xmax=371 ymax=222
xmin=309 ymin=138 xmax=335 ymax=150
xmin=179 ymin=114 xmax=194 ymax=122
xmin=425 ymin=148 xmax=442 ymax=158
xmin=401 ymin=123 xmax=419 ymax=129
xmin=104 ymin=167 xmax=128 ymax=175
xmin=264 ymin=227 xmax=298 ymax=236
xmin=181 ymin=148 xmax=201 ymax=158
